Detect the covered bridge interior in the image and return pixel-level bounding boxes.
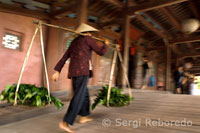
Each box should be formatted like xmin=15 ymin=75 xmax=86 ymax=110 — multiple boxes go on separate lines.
xmin=0 ymin=0 xmax=200 ymax=93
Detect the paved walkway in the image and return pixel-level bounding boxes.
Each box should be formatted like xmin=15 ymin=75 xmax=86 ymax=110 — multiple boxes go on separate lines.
xmin=0 ymin=90 xmax=200 ymax=133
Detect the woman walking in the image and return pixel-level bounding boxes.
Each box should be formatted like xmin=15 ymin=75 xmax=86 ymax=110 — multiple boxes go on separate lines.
xmin=52 ymin=23 xmax=109 ymax=133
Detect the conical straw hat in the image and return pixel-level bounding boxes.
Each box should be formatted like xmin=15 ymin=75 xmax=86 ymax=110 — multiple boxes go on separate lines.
xmin=76 ymin=23 xmax=99 ymax=33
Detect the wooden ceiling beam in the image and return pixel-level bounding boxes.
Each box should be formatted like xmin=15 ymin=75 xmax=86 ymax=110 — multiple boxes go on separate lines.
xmin=147 ymin=47 xmax=165 ymax=51
xmin=99 ymin=18 xmax=123 ymax=28
xmin=189 ymin=71 xmax=200 ymax=74
xmin=171 ymin=44 xmax=182 ymax=55
xmin=169 ymin=36 xmax=200 ymax=44
xmin=0 ymin=3 xmax=50 ymax=20
xmin=100 ymin=0 xmax=124 ymax=8
xmin=185 ymin=68 xmax=200 ymax=71
xmin=193 ymin=66 xmax=200 ymax=70
xmin=97 ymin=3 xmax=112 ymax=15
xmin=88 ymin=1 xmax=121 ymax=20
xmin=51 ymin=3 xmax=76 ymax=19
xmin=33 ymin=0 xmax=70 ymax=7
xmin=160 ymin=7 xmax=196 ymax=52
xmin=143 ymin=12 xmax=172 ymax=38
xmin=128 ymin=0 xmax=171 ymax=40
xmin=144 ymin=13 xmax=165 ymax=30
xmin=188 ymin=0 xmax=200 ymax=20
xmin=88 ymin=1 xmax=101 ymax=10
xmin=186 ymin=70 xmax=200 ymax=75
xmin=193 ymin=73 xmax=200 ymax=76
xmin=136 ymin=14 xmax=167 ymax=38
xmin=186 ymin=42 xmax=194 ymax=49
xmin=127 ymin=0 xmax=189 ymax=14
xmin=193 ymin=66 xmax=200 ymax=69
xmin=33 ymin=0 xmax=52 ymax=4
xmin=178 ymin=53 xmax=200 ymax=59
xmin=195 ymin=45 xmax=200 ymax=49
xmin=159 ymin=7 xmax=181 ymax=30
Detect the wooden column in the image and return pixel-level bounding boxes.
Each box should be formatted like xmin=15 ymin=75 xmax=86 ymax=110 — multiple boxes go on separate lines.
xmin=46 ymin=3 xmax=62 ymax=91
xmin=92 ymin=33 xmax=102 ymax=86
xmin=76 ymin=0 xmax=88 ymax=27
xmin=121 ymin=1 xmax=130 ymax=88
xmin=134 ymin=52 xmax=144 ymax=89
xmin=165 ymin=43 xmax=171 ymax=91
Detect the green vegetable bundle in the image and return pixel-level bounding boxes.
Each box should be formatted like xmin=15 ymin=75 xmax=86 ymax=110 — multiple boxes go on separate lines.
xmin=91 ymin=85 xmax=133 ymax=110
xmin=0 ymin=84 xmax=64 ymax=109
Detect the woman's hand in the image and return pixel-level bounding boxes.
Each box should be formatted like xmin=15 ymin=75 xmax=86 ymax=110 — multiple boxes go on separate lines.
xmin=52 ymin=71 xmax=60 ymax=81
xmin=104 ymin=39 xmax=109 ymax=45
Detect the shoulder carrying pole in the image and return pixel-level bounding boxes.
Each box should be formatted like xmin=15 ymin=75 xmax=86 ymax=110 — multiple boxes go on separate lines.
xmin=14 ymin=20 xmax=132 ymax=107
xmin=38 ymin=22 xmax=51 ymax=104
xmin=107 ymin=50 xmax=118 ymax=106
xmin=33 ymin=20 xmax=117 ymax=48
xmin=33 ymin=20 xmax=133 ymax=107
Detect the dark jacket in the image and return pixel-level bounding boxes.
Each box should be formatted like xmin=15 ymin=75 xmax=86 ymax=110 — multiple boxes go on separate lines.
xmin=54 ymin=35 xmax=108 ymax=78
xmin=173 ymin=70 xmax=184 ymax=83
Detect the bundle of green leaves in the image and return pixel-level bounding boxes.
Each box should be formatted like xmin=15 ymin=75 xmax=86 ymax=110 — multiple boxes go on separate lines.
xmin=91 ymin=85 xmax=133 ymax=110
xmin=0 ymin=84 xmax=64 ymax=109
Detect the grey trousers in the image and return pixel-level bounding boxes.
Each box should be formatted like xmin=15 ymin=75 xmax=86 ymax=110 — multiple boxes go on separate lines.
xmin=63 ymin=75 xmax=90 ymax=125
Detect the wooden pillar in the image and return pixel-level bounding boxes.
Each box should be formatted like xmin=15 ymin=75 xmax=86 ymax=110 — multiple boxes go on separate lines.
xmin=121 ymin=1 xmax=130 ymax=88
xmin=76 ymin=0 xmax=88 ymax=27
xmin=46 ymin=3 xmax=62 ymax=91
xmin=92 ymin=33 xmax=102 ymax=86
xmin=165 ymin=44 xmax=171 ymax=91
xmin=133 ymin=52 xmax=144 ymax=89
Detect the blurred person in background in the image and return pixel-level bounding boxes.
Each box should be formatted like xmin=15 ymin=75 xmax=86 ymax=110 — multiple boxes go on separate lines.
xmin=173 ymin=66 xmax=184 ymax=94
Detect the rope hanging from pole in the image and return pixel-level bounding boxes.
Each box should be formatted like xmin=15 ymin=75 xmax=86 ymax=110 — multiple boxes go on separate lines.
xmin=14 ymin=25 xmax=40 ymax=106
xmin=38 ymin=22 xmax=51 ymax=105
xmin=14 ymin=22 xmax=52 ymax=106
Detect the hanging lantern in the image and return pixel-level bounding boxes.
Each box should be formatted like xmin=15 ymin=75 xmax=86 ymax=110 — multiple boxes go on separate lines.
xmin=130 ymin=46 xmax=136 ymax=55
xmin=182 ymin=19 xmax=200 ymax=33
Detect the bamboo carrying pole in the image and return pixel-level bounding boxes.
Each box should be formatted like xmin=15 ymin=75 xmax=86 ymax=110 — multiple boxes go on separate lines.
xmin=14 ymin=25 xmax=39 ymax=106
xmin=117 ymin=50 xmax=132 ymax=98
xmin=14 ymin=23 xmax=51 ymax=106
xmin=14 ymin=20 xmax=132 ymax=107
xmin=39 ymin=22 xmax=51 ymax=104
xmin=33 ymin=20 xmax=117 ymax=48
xmin=106 ymin=49 xmax=132 ymax=106
xmin=33 ymin=20 xmax=132 ymax=106
xmin=107 ymin=50 xmax=118 ymax=106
